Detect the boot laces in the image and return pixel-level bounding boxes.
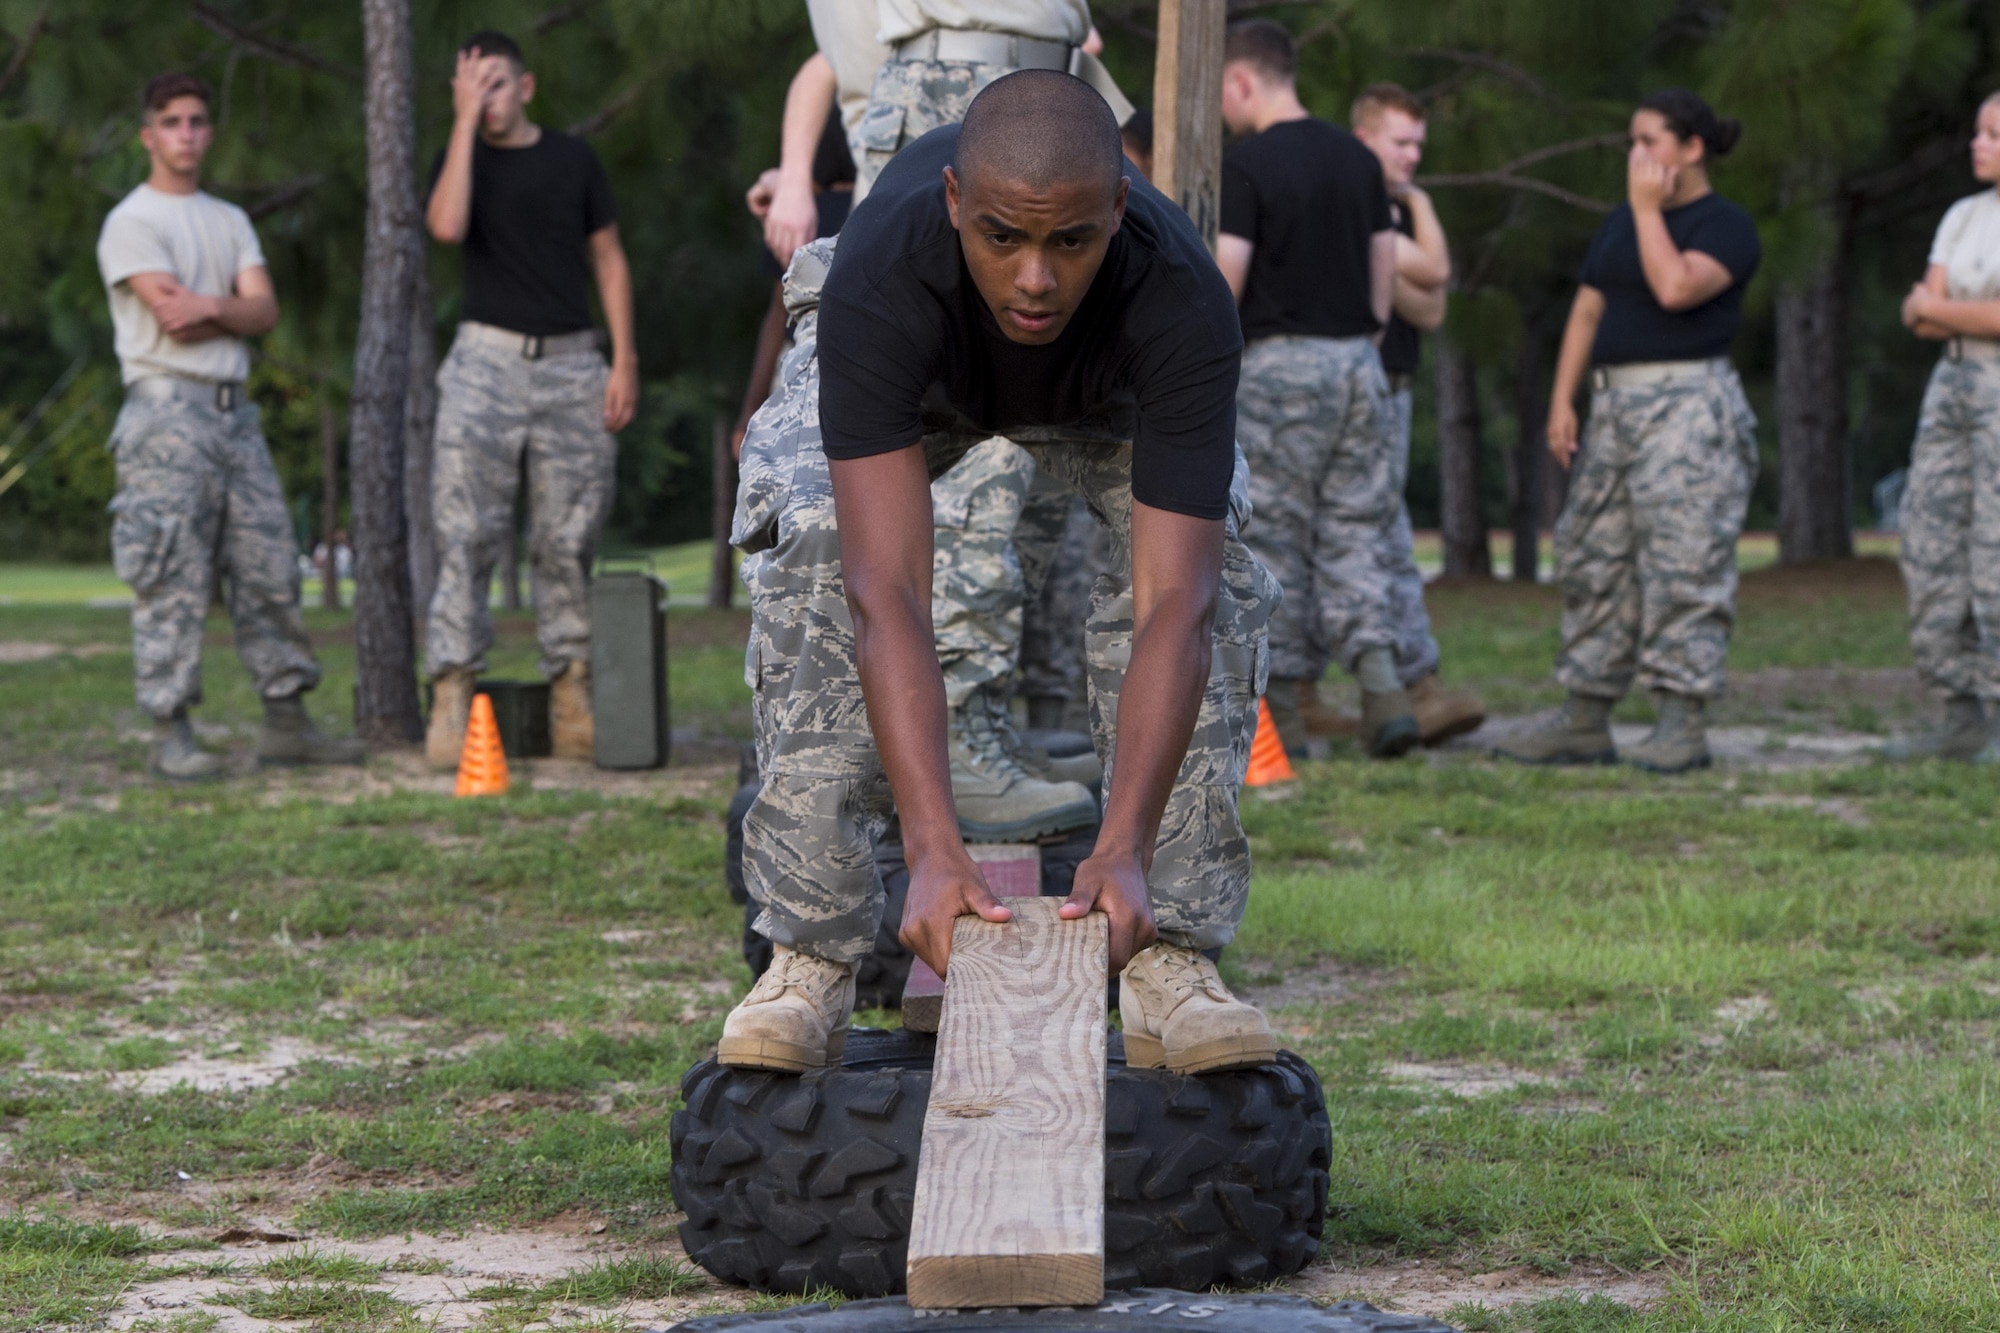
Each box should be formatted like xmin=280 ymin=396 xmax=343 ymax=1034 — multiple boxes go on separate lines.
xmin=752 ymin=950 xmax=846 ymax=1008
xmin=953 ymin=698 xmax=1032 ymax=782
xmin=1146 ymin=946 xmax=1231 ymax=1003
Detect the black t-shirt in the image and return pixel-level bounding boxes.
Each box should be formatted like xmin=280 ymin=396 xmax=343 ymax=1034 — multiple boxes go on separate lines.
xmin=1580 ymin=195 xmax=1761 ymax=365
xmin=1220 ymin=118 xmax=1392 ymax=341
xmin=1378 ymin=202 xmax=1421 ymax=376
xmin=817 ymin=126 xmax=1243 ymax=521
xmin=429 ymin=129 xmax=618 ymax=336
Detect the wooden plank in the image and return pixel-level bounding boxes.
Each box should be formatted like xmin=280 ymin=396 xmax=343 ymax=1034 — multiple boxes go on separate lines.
xmin=1151 ymin=0 xmax=1227 ymax=250
xmin=899 ymin=844 xmax=1041 ymax=1034
xmin=906 ymin=897 xmax=1108 ymax=1308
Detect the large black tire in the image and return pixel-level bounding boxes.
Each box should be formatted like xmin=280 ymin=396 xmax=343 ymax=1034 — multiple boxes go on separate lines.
xmin=671 ymin=1028 xmax=1331 ymax=1298
xmin=671 ymin=1293 xmax=1456 ymax=1332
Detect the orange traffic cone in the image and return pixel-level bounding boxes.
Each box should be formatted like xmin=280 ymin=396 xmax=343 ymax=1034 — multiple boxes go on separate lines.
xmin=1244 ymin=696 xmax=1298 ymax=788
xmin=454 ymin=692 xmax=510 ymax=796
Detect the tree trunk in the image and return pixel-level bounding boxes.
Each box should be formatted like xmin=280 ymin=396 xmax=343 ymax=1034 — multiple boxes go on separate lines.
xmin=403 ymin=256 xmax=439 ymax=637
xmin=1510 ymin=332 xmax=1549 ymax=582
xmin=1434 ymin=333 xmax=1491 ymax=578
xmin=319 ymin=399 xmax=341 ymax=610
xmin=708 ymin=417 xmax=736 ymax=608
xmin=1150 ymin=0 xmax=1226 ymax=249
xmin=349 ymin=0 xmax=423 ymax=742
xmin=1775 ymin=203 xmax=1853 ymax=563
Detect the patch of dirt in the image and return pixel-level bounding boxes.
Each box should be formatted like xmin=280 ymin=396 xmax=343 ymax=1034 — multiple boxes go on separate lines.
xmin=1235 ymin=957 xmax=1388 ymax=1012
xmin=253 ymin=750 xmax=738 ymax=806
xmin=0 ymin=640 xmax=123 ymax=663
xmin=1458 ymin=716 xmax=1883 ymax=770
xmin=1381 ymin=1061 xmax=1553 ymax=1097
xmin=1742 ymin=793 xmax=1871 ymax=826
xmin=105 ymin=1228 xmax=765 ymax=1331
xmin=1287 ymin=1255 xmax=1671 ymax=1319
xmin=32 ymin=1036 xmax=349 ymax=1095
xmin=1715 ymin=995 xmax=1775 ymax=1027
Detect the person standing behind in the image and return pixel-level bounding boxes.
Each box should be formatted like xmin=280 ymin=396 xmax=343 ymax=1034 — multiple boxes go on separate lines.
xmin=1886 ymin=92 xmax=2000 ymax=763
xmin=96 ymin=73 xmax=363 ymax=781
xmin=1217 ymin=20 xmax=1414 ymax=760
xmin=422 ymin=30 xmax=638 ymax=770
xmin=1496 ymin=90 xmax=1759 ymax=774
xmin=1343 ymin=82 xmax=1486 ymax=747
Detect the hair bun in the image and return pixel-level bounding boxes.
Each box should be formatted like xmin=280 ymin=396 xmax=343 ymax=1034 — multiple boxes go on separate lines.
xmin=1709 ymin=116 xmax=1744 ymax=157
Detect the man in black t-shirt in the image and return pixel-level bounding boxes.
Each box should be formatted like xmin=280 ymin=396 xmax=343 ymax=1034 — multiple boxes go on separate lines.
xmin=419 ymin=30 xmax=637 ymax=771
xmin=1218 ymin=21 xmax=1415 ymax=762
xmin=722 ymin=72 xmax=1281 ymax=1079
xmin=1348 ymin=82 xmax=1486 ymax=747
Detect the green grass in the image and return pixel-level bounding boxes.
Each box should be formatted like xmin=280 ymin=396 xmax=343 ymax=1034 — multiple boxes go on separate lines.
xmin=3 ymin=559 xmax=1998 ymax=1330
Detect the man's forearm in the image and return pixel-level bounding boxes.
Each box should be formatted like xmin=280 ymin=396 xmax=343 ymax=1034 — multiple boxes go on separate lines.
xmin=209 ymin=294 xmax=278 ymax=337
xmin=426 ymin=121 xmax=477 ymax=243
xmin=1369 ymin=231 xmax=1396 ymax=330
xmin=595 ymin=245 xmax=637 ymax=366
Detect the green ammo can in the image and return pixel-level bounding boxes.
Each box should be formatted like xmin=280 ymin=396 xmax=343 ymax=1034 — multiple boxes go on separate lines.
xmin=589 ymin=570 xmax=671 ymax=769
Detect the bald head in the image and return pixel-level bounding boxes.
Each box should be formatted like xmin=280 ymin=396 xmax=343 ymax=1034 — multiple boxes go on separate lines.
xmin=954 ymin=69 xmax=1124 ymax=199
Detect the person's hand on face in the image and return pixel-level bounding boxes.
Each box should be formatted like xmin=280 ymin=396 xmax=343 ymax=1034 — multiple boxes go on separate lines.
xmin=1627 ymin=141 xmax=1677 ymax=212
xmin=451 ymin=49 xmax=506 ymax=127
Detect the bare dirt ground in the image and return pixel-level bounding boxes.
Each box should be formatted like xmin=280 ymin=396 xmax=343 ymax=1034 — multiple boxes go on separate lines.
xmin=1291 ymin=1254 xmax=1672 ymax=1320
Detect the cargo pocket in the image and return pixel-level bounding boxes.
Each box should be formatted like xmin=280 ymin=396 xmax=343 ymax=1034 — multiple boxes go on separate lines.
xmin=731 ymin=378 xmax=814 ymax=555
xmin=855 ymin=100 xmax=906 ymax=166
xmin=109 ymin=501 xmax=182 ymax=598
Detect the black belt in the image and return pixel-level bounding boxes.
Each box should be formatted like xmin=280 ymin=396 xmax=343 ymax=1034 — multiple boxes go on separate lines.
xmin=125 ymin=377 xmax=244 ymax=412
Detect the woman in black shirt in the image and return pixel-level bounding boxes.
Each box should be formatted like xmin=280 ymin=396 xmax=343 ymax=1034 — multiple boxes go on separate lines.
xmin=1498 ymin=89 xmax=1761 ymax=775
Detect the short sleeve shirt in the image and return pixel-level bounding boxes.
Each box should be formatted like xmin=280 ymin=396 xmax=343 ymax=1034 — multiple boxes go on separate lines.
xmin=428 ymin=129 xmax=618 ymax=336
xmin=875 ymin=0 xmax=1090 ymax=44
xmin=1929 ymin=190 xmax=2000 ymax=301
xmin=96 ymin=185 xmax=266 ymax=385
xmin=1220 ymin=118 xmax=1392 ymax=341
xmin=1579 ymin=194 xmax=1761 ymax=366
xmin=806 ymin=0 xmax=890 ymax=132
xmin=816 ymin=125 xmax=1243 ymax=521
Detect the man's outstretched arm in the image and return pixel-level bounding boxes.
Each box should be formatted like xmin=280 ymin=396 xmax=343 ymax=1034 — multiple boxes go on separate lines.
xmin=827 ymin=447 xmax=1011 ymax=979
xmin=1061 ymin=499 xmax=1222 ymax=970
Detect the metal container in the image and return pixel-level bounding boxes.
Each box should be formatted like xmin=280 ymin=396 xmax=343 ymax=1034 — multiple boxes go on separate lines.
xmin=589 ymin=570 xmax=671 ymax=769
xmin=473 ymin=680 xmax=551 ymax=758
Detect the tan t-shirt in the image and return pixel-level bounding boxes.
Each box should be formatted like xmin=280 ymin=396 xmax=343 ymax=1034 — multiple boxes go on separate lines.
xmin=875 ymin=0 xmax=1090 ymax=46
xmin=807 ymin=0 xmax=890 ymax=132
xmin=1929 ymin=189 xmax=2000 ymax=302
xmin=96 ymin=184 xmax=266 ymax=385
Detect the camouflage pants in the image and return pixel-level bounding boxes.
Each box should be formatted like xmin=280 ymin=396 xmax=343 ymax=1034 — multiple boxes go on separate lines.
xmin=1899 ymin=355 xmax=2000 ymax=701
xmin=854 ymin=56 xmax=1014 ymax=199
xmin=1019 ymin=487 xmax=1111 ymax=703
xmin=1382 ymin=385 xmax=1442 ymax=687
xmin=733 ymin=238 xmax=1276 ymax=964
xmin=108 ymin=389 xmax=320 ymax=720
xmin=1554 ymin=361 xmax=1758 ymax=701
xmin=1236 ymin=334 xmax=1397 ymax=681
xmin=929 ymin=437 xmax=1073 ymax=708
xmin=424 ymin=329 xmax=616 ymax=682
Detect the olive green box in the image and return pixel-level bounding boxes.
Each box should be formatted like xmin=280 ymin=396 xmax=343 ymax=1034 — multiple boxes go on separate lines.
xmin=589 ymin=571 xmax=671 ymax=770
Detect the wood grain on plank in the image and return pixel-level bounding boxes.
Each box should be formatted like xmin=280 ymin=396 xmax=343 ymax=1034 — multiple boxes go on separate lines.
xmin=906 ymin=897 xmax=1108 ymax=1308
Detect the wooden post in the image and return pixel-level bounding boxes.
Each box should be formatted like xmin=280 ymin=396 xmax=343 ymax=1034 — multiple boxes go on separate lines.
xmin=319 ymin=399 xmax=341 ymax=611
xmin=1151 ymin=0 xmax=1227 ymax=249
xmin=906 ymin=898 xmax=1108 ymax=1309
xmin=900 ymin=845 xmax=1041 ymax=1034
xmin=708 ymin=416 xmax=735 ymax=609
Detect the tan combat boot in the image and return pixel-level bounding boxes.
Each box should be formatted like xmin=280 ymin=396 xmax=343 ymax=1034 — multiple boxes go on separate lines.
xmin=1354 ymin=649 xmax=1419 ymax=759
xmin=258 ymin=694 xmax=366 ymax=767
xmin=717 ymin=945 xmax=856 ymax=1071
xmin=1410 ymin=673 xmax=1486 ymax=746
xmin=1884 ymin=696 xmax=1986 ymax=762
xmin=425 ymin=669 xmax=477 ymax=771
xmin=1621 ymin=691 xmax=1711 ymax=774
xmin=1299 ymin=679 xmax=1360 ymax=738
xmin=1493 ymin=692 xmax=1617 ymax=766
xmin=551 ymin=660 xmax=595 ymax=762
xmin=951 ymin=698 xmax=1097 ymax=840
xmin=1119 ymin=943 xmax=1279 ymax=1074
xmin=152 ymin=711 xmax=225 ymax=783
xmin=984 ymin=689 xmax=1101 ymax=787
